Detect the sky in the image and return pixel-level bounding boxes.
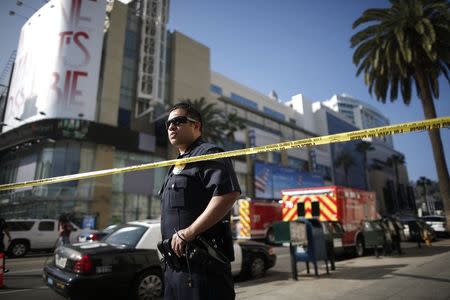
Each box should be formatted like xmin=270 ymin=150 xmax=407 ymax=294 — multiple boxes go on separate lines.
xmin=0 ymin=0 xmax=449 ymax=183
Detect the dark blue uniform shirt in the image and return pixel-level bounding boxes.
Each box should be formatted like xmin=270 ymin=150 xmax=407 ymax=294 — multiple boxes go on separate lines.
xmin=159 ymin=137 xmax=241 ymax=260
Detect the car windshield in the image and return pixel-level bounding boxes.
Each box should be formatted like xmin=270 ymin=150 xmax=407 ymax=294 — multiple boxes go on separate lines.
xmin=104 ymin=225 xmax=147 ymax=248
xmin=372 ymin=222 xmax=383 ymax=230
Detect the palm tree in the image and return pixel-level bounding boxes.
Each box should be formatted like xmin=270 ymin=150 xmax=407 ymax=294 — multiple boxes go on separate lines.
xmin=221 ymin=112 xmax=246 ymax=141
xmin=335 ymin=151 xmax=356 ymax=187
xmin=387 ymin=154 xmax=406 ymax=210
xmin=351 ymin=0 xmax=450 ymax=226
xmin=356 ymin=141 xmax=375 ymax=190
xmin=183 ymin=98 xmax=246 ymax=144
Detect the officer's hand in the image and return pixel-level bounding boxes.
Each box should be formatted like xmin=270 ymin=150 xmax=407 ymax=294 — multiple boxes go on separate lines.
xmin=171 ymin=231 xmax=187 ymax=257
xmin=171 ymin=228 xmax=194 ymax=257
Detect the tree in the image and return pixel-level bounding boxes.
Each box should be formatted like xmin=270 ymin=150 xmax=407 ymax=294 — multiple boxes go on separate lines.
xmin=183 ymin=98 xmax=246 ymax=144
xmin=335 ymin=151 xmax=356 ymax=187
xmin=356 ymin=141 xmax=375 ymax=190
xmin=351 ymin=0 xmax=450 ymax=227
xmin=417 ymin=176 xmax=433 ymax=214
xmin=387 ymin=154 xmax=405 ymax=210
xmin=221 ymin=112 xmax=246 ymax=141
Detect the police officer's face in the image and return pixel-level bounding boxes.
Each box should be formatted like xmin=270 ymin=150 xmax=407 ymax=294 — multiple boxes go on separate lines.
xmin=167 ymin=109 xmax=200 ymax=151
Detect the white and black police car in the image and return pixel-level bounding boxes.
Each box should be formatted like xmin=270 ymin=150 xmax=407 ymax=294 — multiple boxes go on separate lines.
xmin=43 ymin=219 xmax=276 ymax=300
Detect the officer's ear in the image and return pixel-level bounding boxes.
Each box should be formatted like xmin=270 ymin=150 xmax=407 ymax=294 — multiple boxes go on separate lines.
xmin=194 ymin=121 xmax=202 ymax=132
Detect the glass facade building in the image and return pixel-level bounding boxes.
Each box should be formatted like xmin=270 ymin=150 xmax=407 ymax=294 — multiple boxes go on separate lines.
xmin=0 ymin=1 xmax=170 ymax=228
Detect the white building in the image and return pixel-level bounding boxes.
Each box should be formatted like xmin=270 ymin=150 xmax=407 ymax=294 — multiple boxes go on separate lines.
xmin=209 ymin=72 xmax=333 ymax=198
xmin=322 ymin=93 xmax=394 ymax=148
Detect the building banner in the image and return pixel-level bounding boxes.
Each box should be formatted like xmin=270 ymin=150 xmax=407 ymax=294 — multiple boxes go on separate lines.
xmin=254 ymin=161 xmax=324 ymax=200
xmin=3 ymin=0 xmax=107 ymax=132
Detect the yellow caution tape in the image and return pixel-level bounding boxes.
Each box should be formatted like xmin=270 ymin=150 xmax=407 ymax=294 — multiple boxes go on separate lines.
xmin=0 ymin=117 xmax=448 ymax=191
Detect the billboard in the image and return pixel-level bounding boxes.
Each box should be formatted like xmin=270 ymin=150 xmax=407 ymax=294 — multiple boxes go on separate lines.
xmin=3 ymin=0 xmax=107 ymax=132
xmin=254 ymin=161 xmax=324 ymax=200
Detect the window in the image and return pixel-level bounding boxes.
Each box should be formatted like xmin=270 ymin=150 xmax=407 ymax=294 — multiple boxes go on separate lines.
xmin=124 ymin=30 xmax=138 ymax=59
xmin=38 ymin=221 xmax=55 ymax=231
xmin=316 ymin=164 xmax=332 ymax=179
xmin=246 ymin=112 xmax=263 ymax=125
xmin=118 ymin=108 xmax=131 ymax=128
xmin=210 ymin=84 xmax=223 ymax=95
xmin=104 ymin=225 xmax=147 ymax=247
xmin=7 ymin=221 xmax=34 ymax=231
xmin=272 ymin=152 xmax=281 ymax=164
xmin=264 ymin=118 xmax=279 ymax=130
xmin=263 ymin=107 xmax=285 ymax=121
xmin=51 ymin=141 xmax=80 ymax=188
xmin=288 ymin=157 xmax=309 ymax=171
xmin=230 ymin=93 xmax=258 ymax=110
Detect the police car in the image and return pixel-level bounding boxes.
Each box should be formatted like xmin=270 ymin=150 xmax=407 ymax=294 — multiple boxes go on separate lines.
xmin=43 ymin=219 xmax=276 ymax=300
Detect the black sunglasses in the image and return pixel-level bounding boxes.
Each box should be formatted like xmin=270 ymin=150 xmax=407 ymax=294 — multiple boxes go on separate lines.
xmin=165 ymin=116 xmax=198 ymax=130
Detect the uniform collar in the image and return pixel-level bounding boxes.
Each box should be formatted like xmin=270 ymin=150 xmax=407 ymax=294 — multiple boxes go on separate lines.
xmin=177 ymin=137 xmax=204 ymax=158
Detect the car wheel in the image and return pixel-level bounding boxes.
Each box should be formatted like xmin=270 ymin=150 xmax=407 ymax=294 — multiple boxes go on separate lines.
xmin=134 ymin=268 xmax=164 ymax=300
xmin=9 ymin=241 xmax=28 ymax=258
xmin=249 ymin=255 xmax=266 ymax=279
xmin=355 ymin=237 xmax=365 ymax=257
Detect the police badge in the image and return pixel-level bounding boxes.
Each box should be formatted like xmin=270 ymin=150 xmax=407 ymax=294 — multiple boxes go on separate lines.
xmin=172 ymin=163 xmax=186 ymax=174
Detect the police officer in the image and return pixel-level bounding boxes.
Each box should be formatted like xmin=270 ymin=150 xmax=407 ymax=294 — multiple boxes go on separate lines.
xmin=160 ymin=103 xmax=241 ymax=299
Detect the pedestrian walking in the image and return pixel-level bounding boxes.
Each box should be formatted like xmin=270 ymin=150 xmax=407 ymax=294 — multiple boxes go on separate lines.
xmin=0 ymin=217 xmax=11 ymax=273
xmin=159 ymin=102 xmax=241 ymax=299
xmin=391 ymin=217 xmax=403 ymax=255
xmin=57 ymin=214 xmax=73 ymax=247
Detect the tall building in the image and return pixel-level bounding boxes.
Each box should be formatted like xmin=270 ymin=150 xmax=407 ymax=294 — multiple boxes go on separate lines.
xmin=320 ymin=94 xmax=415 ymax=216
xmin=322 ymin=93 xmax=394 ymax=147
xmin=0 ymin=0 xmax=170 ymax=228
xmin=168 ymin=31 xmax=332 ymax=200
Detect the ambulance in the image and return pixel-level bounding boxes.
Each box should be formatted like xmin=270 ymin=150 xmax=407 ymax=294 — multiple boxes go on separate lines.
xmin=280 ymin=186 xmax=378 ymax=255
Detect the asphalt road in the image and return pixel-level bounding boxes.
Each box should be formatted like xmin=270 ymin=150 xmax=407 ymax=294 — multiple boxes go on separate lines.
xmin=3 ymin=247 xmax=285 ymax=300
xmin=1 ymin=241 xmax=449 ymax=300
xmin=1 ymin=253 xmax=64 ymax=300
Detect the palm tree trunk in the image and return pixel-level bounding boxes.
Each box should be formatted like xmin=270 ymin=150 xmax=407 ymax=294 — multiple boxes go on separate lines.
xmin=415 ymin=70 xmax=450 ymax=230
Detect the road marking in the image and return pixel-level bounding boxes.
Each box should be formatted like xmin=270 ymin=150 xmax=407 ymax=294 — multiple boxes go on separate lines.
xmin=0 ymin=286 xmax=47 ymax=295
xmin=278 ymin=253 xmax=290 ymax=258
xmin=7 ymin=256 xmax=52 ymax=266
xmin=5 ymin=268 xmax=43 ymax=274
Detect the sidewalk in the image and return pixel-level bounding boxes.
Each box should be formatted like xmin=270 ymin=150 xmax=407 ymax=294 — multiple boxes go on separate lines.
xmin=236 ymin=240 xmax=450 ymax=300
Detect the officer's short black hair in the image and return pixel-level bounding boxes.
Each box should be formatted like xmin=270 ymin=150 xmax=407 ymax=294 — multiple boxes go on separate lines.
xmin=168 ymin=102 xmax=202 ymax=131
